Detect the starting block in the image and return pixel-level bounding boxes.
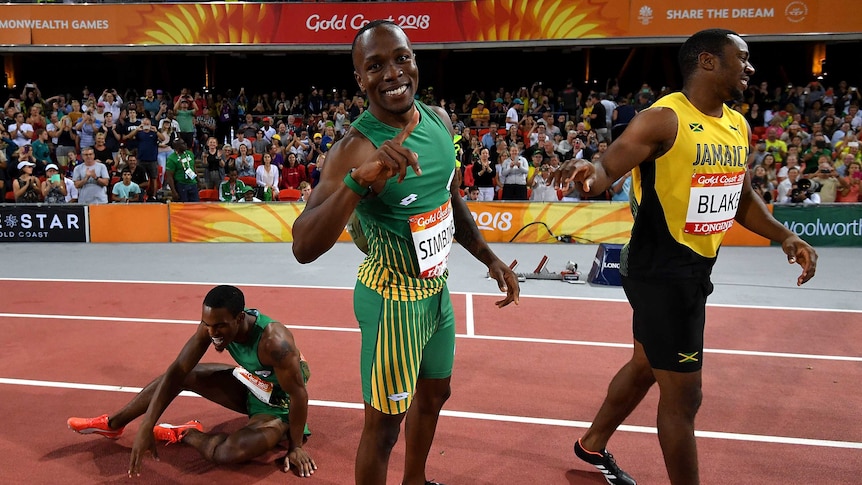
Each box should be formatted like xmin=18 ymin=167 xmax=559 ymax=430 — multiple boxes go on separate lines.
xmin=491 ymin=255 xmax=584 ymax=284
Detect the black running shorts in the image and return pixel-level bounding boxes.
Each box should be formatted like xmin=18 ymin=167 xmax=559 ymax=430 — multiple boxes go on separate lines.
xmin=622 ymin=275 xmax=713 ymax=372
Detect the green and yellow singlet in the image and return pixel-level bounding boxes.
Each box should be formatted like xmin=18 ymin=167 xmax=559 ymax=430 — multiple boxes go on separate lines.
xmin=351 ymin=101 xmax=457 ymax=300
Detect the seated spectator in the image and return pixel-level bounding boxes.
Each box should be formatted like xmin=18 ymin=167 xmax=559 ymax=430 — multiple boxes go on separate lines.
xmin=231 ymin=130 xmax=252 ymax=152
xmin=237 ymin=113 xmax=259 ymax=139
xmin=801 ymin=133 xmax=833 ymax=174
xmin=471 ymin=100 xmax=490 ymax=127
xmin=530 ymin=164 xmax=558 ymax=202
xmin=610 ymin=171 xmax=632 ymax=202
xmin=237 ymin=184 xmax=261 ymax=203
xmin=255 ymin=152 xmax=279 ymax=201
xmin=763 ymin=126 xmax=788 ymax=164
xmin=750 ymin=165 xmax=774 ymax=204
xmin=41 ymin=163 xmax=68 ymax=204
xmin=252 ymin=129 xmax=269 ymax=155
xmin=219 ymin=166 xmax=249 ymax=202
xmin=299 ymin=180 xmax=312 ymax=202
xmin=309 ymin=153 xmax=324 ymax=188
xmin=463 ymin=186 xmax=480 ymax=201
xmin=13 ymin=160 xmax=41 ymax=203
xmin=280 ymin=152 xmax=306 ymax=190
xmin=235 ymin=143 xmax=254 ymax=178
xmin=759 ymin=153 xmax=779 ymax=187
xmin=126 ymin=153 xmax=149 ymax=197
xmin=836 ymin=160 xmax=861 ymax=202
xmin=782 ymin=177 xmax=820 ymax=204
xmin=111 ymin=168 xmax=142 ymax=203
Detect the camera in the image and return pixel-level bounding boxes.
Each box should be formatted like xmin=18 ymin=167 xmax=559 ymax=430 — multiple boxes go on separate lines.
xmin=820 ymin=168 xmax=831 ymax=174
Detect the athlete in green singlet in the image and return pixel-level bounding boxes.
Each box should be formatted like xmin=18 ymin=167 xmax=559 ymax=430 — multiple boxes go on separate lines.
xmin=292 ymin=20 xmax=520 ymax=485
xmin=67 ymin=285 xmax=316 ymax=479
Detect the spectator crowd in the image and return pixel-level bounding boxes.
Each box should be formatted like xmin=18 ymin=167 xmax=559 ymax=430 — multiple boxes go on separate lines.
xmin=2 ymin=77 xmax=860 ymax=205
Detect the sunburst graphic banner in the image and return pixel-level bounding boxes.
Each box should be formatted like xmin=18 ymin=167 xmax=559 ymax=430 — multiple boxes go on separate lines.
xmin=1 ymin=0 xmax=853 ymax=47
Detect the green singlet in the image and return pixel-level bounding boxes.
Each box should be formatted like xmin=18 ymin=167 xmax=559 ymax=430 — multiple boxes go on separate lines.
xmin=349 ymin=101 xmax=458 ymax=414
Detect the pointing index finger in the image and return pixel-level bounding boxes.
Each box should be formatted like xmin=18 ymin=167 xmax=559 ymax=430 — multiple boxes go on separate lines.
xmin=392 ymin=108 xmax=420 ymax=145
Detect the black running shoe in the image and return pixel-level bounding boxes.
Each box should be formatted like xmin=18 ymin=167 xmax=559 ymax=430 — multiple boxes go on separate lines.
xmin=574 ymin=439 xmax=637 ymax=485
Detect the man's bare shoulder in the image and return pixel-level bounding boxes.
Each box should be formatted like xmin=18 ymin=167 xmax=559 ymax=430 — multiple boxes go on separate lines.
xmin=626 ymin=106 xmax=678 ymax=145
xmin=259 ymin=320 xmax=299 ymax=365
xmin=327 ymin=128 xmax=374 ymax=167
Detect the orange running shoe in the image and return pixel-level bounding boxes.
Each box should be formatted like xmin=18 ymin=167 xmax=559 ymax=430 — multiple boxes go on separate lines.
xmin=152 ymin=420 xmax=203 ymax=445
xmin=67 ymin=414 xmax=124 ymax=439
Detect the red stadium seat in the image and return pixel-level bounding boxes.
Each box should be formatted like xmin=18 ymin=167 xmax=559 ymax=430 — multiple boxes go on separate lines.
xmin=240 ymin=176 xmax=257 ymax=187
xmin=278 ymin=188 xmax=302 ymax=201
xmin=199 ymin=188 xmax=219 ymax=201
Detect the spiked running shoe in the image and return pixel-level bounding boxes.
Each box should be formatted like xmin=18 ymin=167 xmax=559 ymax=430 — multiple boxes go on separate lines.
xmin=67 ymin=414 xmax=124 ymax=439
xmin=574 ymin=438 xmax=637 ymax=485
xmin=153 ymin=420 xmax=203 ymax=445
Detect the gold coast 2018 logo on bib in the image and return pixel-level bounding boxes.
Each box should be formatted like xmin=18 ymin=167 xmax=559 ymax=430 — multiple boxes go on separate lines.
xmin=684 ymin=171 xmax=745 ymax=235
xmin=409 ymin=200 xmax=455 ymax=279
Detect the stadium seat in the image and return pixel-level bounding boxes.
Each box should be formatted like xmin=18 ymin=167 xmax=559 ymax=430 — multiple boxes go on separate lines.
xmin=199 ymin=188 xmax=219 ymax=201
xmin=278 ymin=188 xmax=302 ymax=201
xmin=240 ymin=176 xmax=257 ymax=187
xmin=5 ymin=191 xmax=14 ymax=202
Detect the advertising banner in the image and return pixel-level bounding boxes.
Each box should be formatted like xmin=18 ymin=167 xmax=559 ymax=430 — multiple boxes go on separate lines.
xmin=89 ymin=204 xmax=170 ymax=243
xmin=0 ymin=205 xmax=88 ymax=242
xmin=0 ymin=0 xmax=855 ymax=47
xmin=773 ymin=204 xmax=862 ymax=247
xmin=467 ymin=201 xmax=633 ymax=244
xmin=168 ymin=202 xmax=335 ymax=243
xmin=165 ymin=200 xmax=769 ymax=245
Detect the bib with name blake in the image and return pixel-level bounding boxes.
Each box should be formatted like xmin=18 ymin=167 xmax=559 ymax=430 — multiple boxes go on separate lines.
xmin=685 ymin=170 xmax=745 ymax=235
xmin=409 ymin=199 xmax=455 ymax=279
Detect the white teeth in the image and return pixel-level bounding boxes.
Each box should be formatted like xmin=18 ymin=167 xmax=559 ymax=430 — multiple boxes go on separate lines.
xmin=386 ymin=85 xmax=408 ymax=96
xmin=212 ymin=337 xmax=223 ymax=345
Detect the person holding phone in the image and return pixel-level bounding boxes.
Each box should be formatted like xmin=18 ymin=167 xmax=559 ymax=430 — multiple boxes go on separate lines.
xmin=41 ymin=163 xmax=67 ymax=203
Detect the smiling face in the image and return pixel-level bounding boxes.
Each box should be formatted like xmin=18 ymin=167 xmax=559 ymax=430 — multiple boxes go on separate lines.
xmin=201 ymin=305 xmax=244 ymax=352
xmin=352 ymin=22 xmax=418 ymax=121
xmin=719 ymin=34 xmax=754 ymax=101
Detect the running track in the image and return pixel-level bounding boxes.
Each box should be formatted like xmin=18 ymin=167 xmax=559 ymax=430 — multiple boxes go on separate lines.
xmin=1 ymin=279 xmax=860 ymax=484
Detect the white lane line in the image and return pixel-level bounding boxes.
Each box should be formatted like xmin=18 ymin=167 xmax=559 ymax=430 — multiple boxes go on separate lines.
xmin=4 ymin=377 xmax=860 ymax=450
xmin=465 ymin=293 xmax=475 ymax=336
xmin=2 ymin=312 xmax=861 ymax=362
xmin=1 ymin=277 xmax=859 ymax=313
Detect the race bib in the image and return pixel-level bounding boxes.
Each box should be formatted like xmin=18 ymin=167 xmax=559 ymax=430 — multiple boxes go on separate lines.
xmin=232 ymin=366 xmax=273 ymax=404
xmin=409 ymin=200 xmax=455 ymax=279
xmin=685 ymin=171 xmax=745 ymax=235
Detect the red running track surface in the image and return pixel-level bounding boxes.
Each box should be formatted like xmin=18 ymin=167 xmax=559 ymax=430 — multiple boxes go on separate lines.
xmin=1 ymin=280 xmax=860 ymax=484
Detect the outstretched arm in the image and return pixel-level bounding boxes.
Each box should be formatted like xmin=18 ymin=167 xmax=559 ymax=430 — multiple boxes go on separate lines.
xmin=260 ymin=324 xmax=316 ymax=477
xmin=735 ymin=171 xmax=817 ymax=286
xmin=568 ymin=107 xmax=676 ymax=196
xmin=430 ymin=105 xmax=520 ymax=307
xmin=128 ymin=325 xmax=210 ymax=477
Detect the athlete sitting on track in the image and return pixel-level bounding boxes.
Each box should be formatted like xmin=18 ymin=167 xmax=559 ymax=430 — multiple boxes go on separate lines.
xmin=67 ymin=285 xmax=316 ymax=478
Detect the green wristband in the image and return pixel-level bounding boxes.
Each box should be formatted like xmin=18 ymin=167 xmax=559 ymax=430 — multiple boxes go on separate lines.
xmin=344 ymin=169 xmax=370 ymax=197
